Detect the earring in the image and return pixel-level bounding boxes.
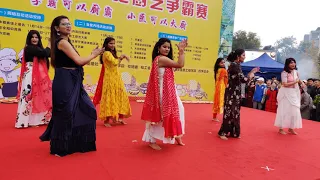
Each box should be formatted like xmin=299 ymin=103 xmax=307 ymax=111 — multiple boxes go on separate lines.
xmin=57 ymin=31 xmax=60 ymax=36
xmin=158 ymin=50 xmax=159 ymax=54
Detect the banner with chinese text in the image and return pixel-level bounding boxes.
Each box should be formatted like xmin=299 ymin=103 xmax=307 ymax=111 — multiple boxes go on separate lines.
xmin=0 ymin=0 xmax=222 ymax=101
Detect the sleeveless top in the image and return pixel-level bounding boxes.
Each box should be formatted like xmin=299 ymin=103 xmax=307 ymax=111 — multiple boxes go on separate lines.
xmin=55 ymin=38 xmax=79 ymax=68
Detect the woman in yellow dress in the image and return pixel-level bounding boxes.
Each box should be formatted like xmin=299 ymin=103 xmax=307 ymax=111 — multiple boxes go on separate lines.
xmin=212 ymin=58 xmax=228 ymax=122
xmin=93 ymin=37 xmax=131 ymax=127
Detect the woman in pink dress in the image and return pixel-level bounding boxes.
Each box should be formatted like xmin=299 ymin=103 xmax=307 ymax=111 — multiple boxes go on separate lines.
xmin=274 ymin=58 xmax=303 ymax=135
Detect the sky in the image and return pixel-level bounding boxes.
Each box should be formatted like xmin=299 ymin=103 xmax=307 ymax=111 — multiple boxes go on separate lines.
xmin=233 ymin=0 xmax=320 ymax=47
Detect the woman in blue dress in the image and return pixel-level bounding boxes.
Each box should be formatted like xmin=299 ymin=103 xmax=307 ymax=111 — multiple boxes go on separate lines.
xmin=40 ymin=15 xmax=104 ymax=157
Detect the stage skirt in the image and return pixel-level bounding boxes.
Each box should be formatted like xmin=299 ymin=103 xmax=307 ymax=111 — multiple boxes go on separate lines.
xmin=40 ymin=67 xmax=97 ymax=156
xmin=15 ymin=62 xmax=51 ymax=128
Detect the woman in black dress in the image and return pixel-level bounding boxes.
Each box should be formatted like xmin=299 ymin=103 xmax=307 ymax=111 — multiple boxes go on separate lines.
xmin=218 ymin=49 xmax=259 ymax=140
xmin=40 ymin=15 xmax=104 ymax=156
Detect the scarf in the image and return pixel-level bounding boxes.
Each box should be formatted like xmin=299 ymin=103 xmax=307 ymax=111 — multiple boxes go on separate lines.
xmin=141 ymin=56 xmax=182 ymax=138
xmin=17 ymin=54 xmax=52 ymax=113
xmin=93 ymin=64 xmax=105 ymax=106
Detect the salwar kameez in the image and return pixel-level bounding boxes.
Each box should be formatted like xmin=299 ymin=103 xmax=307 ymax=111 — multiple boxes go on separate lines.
xmin=141 ymin=57 xmax=185 ymax=143
xmin=142 ymin=67 xmax=185 ymax=144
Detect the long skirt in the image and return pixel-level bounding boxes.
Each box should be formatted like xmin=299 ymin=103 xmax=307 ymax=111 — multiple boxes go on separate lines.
xmin=142 ymin=89 xmax=185 ymax=144
xmin=274 ymin=87 xmax=302 ymax=129
xmin=218 ymin=88 xmax=241 ymax=138
xmin=15 ymin=62 xmax=51 ymax=128
xmin=40 ymin=67 xmax=97 ymax=157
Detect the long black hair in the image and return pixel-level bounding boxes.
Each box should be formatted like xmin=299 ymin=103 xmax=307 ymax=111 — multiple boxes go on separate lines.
xmin=100 ymin=37 xmax=117 ymax=64
xmin=152 ymin=38 xmax=173 ymax=61
xmin=25 ymin=30 xmax=48 ymax=68
xmin=25 ymin=30 xmax=44 ymax=48
xmin=284 ymin=58 xmax=297 ymax=73
xmin=50 ymin=15 xmax=78 ymax=67
xmin=227 ymin=49 xmax=245 ymax=62
xmin=214 ymin=58 xmax=224 ymax=80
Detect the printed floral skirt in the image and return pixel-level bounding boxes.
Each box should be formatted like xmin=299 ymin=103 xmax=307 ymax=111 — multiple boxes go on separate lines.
xmin=15 ymin=62 xmax=51 ymax=128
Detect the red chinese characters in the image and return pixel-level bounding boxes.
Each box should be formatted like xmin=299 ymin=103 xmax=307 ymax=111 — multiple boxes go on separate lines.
xmin=150 ymin=16 xmax=158 ymax=25
xmin=179 ymin=20 xmax=187 ymax=30
xmin=76 ymin=3 xmax=87 ymax=12
xmin=138 ymin=13 xmax=147 ymax=23
xmin=62 ymin=0 xmax=72 ymax=11
xmin=113 ymin=0 xmax=129 ymax=4
xmin=196 ymin=3 xmax=208 ymax=20
xmin=166 ymin=0 xmax=179 ymax=13
xmin=170 ymin=19 xmax=177 ymax=28
xmin=133 ymin=0 xmax=147 ymax=8
xmin=127 ymin=12 xmax=136 ymax=20
xmin=46 ymin=0 xmax=57 ymax=9
xmin=150 ymin=0 xmax=164 ymax=11
xmin=181 ymin=0 xmax=194 ymax=17
xmin=103 ymin=6 xmax=113 ymax=18
xmin=90 ymin=3 xmax=101 ymax=16
xmin=159 ymin=18 xmax=168 ymax=26
xmin=30 ymin=0 xmax=43 ymax=6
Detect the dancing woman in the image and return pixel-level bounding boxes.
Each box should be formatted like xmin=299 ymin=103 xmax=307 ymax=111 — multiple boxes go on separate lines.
xmin=212 ymin=58 xmax=228 ymax=122
xmin=274 ymin=58 xmax=302 ymax=135
xmin=40 ymin=16 xmax=104 ymax=156
xmin=218 ymin=49 xmax=259 ymax=140
xmin=93 ymin=37 xmax=131 ymax=127
xmin=141 ymin=38 xmax=187 ymax=150
xmin=16 ymin=30 xmax=52 ymax=128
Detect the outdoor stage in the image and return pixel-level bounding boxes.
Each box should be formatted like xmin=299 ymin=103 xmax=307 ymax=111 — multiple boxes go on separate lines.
xmin=0 ymin=102 xmax=319 ymax=180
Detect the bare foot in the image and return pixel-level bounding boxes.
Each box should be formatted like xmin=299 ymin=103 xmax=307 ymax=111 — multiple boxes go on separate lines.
xmin=212 ymin=118 xmax=220 ymax=122
xmin=119 ymin=120 xmax=127 ymax=125
xmin=219 ymin=135 xmax=228 ymax=140
xmin=149 ymin=143 xmax=161 ymax=150
xmin=278 ymin=129 xmax=286 ymax=135
xmin=104 ymin=123 xmax=112 ymax=127
xmin=175 ymin=137 xmax=185 ymax=146
xmin=288 ymin=129 xmax=298 ymax=135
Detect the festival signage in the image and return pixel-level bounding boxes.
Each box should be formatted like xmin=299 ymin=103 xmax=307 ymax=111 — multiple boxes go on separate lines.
xmin=0 ymin=0 xmax=222 ymax=101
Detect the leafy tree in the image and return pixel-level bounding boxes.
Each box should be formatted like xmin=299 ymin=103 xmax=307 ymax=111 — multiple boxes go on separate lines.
xmin=298 ymin=41 xmax=312 ymax=53
xmin=232 ymin=30 xmax=261 ymax=50
xmin=274 ymin=36 xmax=299 ymax=63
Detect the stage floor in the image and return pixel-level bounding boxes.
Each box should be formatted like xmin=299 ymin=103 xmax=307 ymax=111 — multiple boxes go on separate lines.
xmin=0 ymin=102 xmax=319 ymax=180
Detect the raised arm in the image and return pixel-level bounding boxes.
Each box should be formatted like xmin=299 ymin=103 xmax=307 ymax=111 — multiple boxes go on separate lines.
xmin=158 ymin=39 xmax=187 ymax=68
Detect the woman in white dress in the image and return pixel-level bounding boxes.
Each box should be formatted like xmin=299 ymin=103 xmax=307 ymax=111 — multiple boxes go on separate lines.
xmin=141 ymin=38 xmax=187 ymax=150
xmin=16 ymin=30 xmax=52 ymax=128
xmin=274 ymin=58 xmax=303 ymax=135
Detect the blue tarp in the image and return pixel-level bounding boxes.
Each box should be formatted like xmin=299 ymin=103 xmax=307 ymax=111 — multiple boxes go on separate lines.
xmin=241 ymin=53 xmax=284 ymax=80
